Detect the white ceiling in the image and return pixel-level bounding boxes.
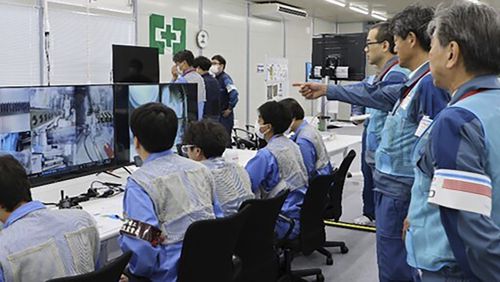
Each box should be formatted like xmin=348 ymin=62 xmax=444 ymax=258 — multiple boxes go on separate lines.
xmin=253 ymin=0 xmax=500 ymax=23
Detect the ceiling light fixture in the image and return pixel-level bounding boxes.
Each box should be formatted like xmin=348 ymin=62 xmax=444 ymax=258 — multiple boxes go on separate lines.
xmin=325 ymin=0 xmax=347 ymax=7
xmin=371 ymin=10 xmax=387 ymax=21
xmin=349 ymin=4 xmax=369 ymax=15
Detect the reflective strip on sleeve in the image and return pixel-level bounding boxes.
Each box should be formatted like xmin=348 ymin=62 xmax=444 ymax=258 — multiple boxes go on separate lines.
xmin=428 ymin=169 xmax=492 ymax=217
xmin=226 ymin=84 xmax=237 ymax=93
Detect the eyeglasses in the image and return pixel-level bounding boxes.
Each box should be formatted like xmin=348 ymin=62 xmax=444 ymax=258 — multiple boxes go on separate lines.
xmin=365 ymin=41 xmax=384 ymax=48
xmin=181 ymin=145 xmax=195 ymax=154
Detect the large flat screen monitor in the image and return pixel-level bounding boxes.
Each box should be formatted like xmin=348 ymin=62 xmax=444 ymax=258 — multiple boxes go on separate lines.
xmin=0 ymin=85 xmax=115 ymax=187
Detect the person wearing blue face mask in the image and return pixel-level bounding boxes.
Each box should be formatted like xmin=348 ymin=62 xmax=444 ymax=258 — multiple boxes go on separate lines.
xmin=406 ymin=2 xmax=500 ymax=281
xmin=245 ymin=101 xmax=308 ymax=240
xmin=279 ymin=98 xmax=333 ymax=180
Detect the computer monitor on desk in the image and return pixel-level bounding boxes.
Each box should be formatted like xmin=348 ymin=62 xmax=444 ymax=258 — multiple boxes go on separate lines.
xmin=0 ymin=85 xmax=116 ymax=187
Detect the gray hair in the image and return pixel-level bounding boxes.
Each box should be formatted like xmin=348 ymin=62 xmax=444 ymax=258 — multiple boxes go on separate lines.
xmin=428 ymin=1 xmax=500 ymax=75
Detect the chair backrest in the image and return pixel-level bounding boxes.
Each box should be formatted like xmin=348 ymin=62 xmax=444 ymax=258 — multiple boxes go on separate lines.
xmin=46 ymin=251 xmax=132 ymax=282
xmin=324 ymin=150 xmax=357 ymax=220
xmin=234 ymin=190 xmax=289 ymax=282
xmin=299 ymin=175 xmax=335 ymax=254
xmin=177 ymin=206 xmax=251 ymax=282
xmin=232 ymin=128 xmax=258 ymax=150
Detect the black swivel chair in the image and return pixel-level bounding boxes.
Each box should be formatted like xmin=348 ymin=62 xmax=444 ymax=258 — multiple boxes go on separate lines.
xmin=321 ymin=149 xmax=357 ymax=263
xmin=279 ymin=175 xmax=335 ymax=282
xmin=46 ymin=251 xmax=132 ymax=282
xmin=177 ymin=206 xmax=251 ymax=282
xmin=234 ymin=190 xmax=290 ymax=282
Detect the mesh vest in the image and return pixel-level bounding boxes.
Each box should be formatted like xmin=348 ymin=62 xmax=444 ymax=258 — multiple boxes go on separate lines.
xmin=202 ymin=157 xmax=254 ymax=217
xmin=263 ymin=135 xmax=308 ymax=199
xmin=0 ymin=207 xmax=99 ymax=282
xmin=130 ymin=153 xmax=216 ymax=244
xmin=295 ymin=123 xmax=331 ymax=175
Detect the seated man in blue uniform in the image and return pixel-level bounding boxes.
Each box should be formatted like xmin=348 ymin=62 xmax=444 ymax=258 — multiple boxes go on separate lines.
xmin=0 ymin=155 xmax=100 ymax=282
xmin=278 ymin=98 xmax=333 ymax=179
xmin=406 ymin=2 xmax=500 ymax=281
xmin=183 ymin=120 xmax=254 ymax=217
xmin=295 ymin=5 xmax=450 ymax=281
xmin=193 ymin=56 xmax=221 ymax=121
xmin=119 ymin=103 xmax=217 ymax=282
xmin=245 ymin=101 xmax=308 ymax=240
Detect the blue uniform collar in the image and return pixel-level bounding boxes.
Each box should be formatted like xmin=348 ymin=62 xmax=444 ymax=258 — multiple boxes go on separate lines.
xmin=376 ymin=56 xmax=399 ymax=81
xmin=4 ymin=201 xmax=46 ymax=228
xmin=144 ymin=150 xmax=173 ymax=164
xmin=292 ymin=120 xmax=308 ymax=141
xmin=450 ymin=75 xmax=500 ymax=105
xmin=406 ymin=61 xmax=430 ymax=87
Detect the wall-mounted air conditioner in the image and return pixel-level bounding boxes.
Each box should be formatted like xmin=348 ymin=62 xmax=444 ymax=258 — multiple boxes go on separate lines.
xmin=251 ymin=2 xmax=308 ymax=21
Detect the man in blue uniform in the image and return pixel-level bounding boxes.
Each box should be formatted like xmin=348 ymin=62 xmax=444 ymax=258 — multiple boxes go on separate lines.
xmin=193 ymin=56 xmax=221 ymax=121
xmin=183 ymin=120 xmax=254 ymax=217
xmin=172 ymin=50 xmax=206 ymax=120
xmin=0 ymin=155 xmax=100 ymax=282
xmin=211 ymin=55 xmax=239 ymax=136
xmin=245 ymin=101 xmax=308 ymax=239
xmin=352 ymin=21 xmax=411 ymax=226
xmin=279 ymin=98 xmax=333 ymax=179
xmin=294 ymin=5 xmax=450 ymax=281
xmin=406 ymin=2 xmax=500 ymax=281
xmin=119 ymin=103 xmax=217 ymax=282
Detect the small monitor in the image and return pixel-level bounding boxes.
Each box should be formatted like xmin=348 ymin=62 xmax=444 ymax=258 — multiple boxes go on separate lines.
xmin=112 ymin=45 xmax=159 ymax=83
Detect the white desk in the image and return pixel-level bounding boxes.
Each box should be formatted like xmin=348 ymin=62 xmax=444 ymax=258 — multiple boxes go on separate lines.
xmin=30 ymin=136 xmax=360 ymax=261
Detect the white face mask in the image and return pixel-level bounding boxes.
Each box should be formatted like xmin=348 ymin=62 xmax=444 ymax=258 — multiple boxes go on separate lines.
xmin=284 ymin=127 xmax=292 ymax=136
xmin=209 ymin=65 xmax=221 ymax=75
xmin=176 ymin=65 xmax=183 ymax=75
xmin=254 ymin=121 xmax=267 ymax=139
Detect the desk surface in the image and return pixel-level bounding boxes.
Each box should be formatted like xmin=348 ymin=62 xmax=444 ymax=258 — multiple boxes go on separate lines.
xmin=32 ymin=136 xmax=361 ymax=242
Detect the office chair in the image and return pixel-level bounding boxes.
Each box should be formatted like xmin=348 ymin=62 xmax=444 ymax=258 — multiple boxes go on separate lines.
xmin=234 ymin=190 xmax=290 ymax=282
xmin=320 ymin=149 xmax=357 ymax=264
xmin=177 ymin=206 xmax=251 ymax=282
xmin=232 ymin=127 xmax=259 ymax=150
xmin=46 ymin=251 xmax=132 ymax=282
xmin=279 ymin=175 xmax=335 ymax=282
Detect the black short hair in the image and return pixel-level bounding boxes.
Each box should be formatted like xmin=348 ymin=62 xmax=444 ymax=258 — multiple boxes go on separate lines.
xmin=173 ymin=50 xmax=195 ymax=66
xmin=183 ymin=120 xmax=230 ymax=158
xmin=130 ymin=102 xmax=178 ymax=153
xmin=371 ymin=22 xmax=396 ymax=55
xmin=390 ymin=5 xmax=434 ymax=51
xmin=193 ymin=56 xmax=212 ymax=71
xmin=211 ymin=55 xmax=226 ymax=69
xmin=279 ymin=98 xmax=305 ymax=120
xmin=258 ymin=101 xmax=292 ymax=135
xmin=0 ymin=155 xmax=32 ymax=212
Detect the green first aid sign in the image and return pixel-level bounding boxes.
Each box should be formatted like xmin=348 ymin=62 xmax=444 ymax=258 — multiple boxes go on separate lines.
xmin=149 ymin=14 xmax=186 ymax=55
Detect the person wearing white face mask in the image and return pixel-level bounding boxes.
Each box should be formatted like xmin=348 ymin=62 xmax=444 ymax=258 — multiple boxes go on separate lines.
xmin=211 ymin=55 xmax=239 ymax=136
xmin=171 ymin=50 xmax=206 ymax=120
xmin=245 ymin=101 xmax=308 ymax=240
xmin=279 ymin=98 xmax=333 ymax=180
